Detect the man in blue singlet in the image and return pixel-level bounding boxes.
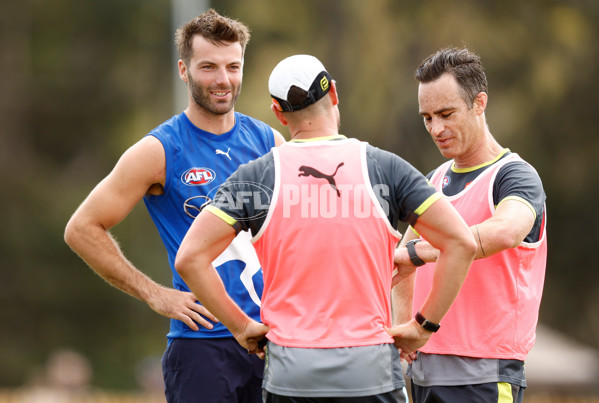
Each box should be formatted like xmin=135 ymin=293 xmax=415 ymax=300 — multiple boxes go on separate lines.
xmin=64 ymin=9 xmax=284 ymax=402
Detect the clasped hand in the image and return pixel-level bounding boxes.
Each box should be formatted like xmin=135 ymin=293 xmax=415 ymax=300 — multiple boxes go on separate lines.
xmin=385 ymin=319 xmax=431 ymax=363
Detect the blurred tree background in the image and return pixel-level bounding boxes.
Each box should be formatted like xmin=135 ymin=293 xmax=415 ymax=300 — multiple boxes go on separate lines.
xmin=1 ymin=0 xmax=598 ymax=392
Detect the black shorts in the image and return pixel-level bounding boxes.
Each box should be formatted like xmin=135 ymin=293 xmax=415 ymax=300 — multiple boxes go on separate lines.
xmin=162 ymin=337 xmax=264 ymax=403
xmin=411 ymin=381 xmax=524 ymax=403
xmin=264 ymin=389 xmax=408 ymax=403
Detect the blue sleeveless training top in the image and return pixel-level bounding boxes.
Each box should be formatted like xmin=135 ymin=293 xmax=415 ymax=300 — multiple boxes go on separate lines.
xmin=143 ymin=111 xmax=275 ymax=340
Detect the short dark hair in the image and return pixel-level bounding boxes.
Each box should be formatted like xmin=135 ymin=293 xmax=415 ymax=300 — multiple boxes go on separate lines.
xmin=175 ymin=9 xmax=251 ymax=64
xmin=415 ymin=47 xmax=488 ymax=107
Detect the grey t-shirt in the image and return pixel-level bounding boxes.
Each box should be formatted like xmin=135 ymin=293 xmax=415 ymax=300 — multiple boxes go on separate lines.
xmin=264 ymin=342 xmax=408 ymax=398
xmin=212 ymin=140 xmax=438 ymax=235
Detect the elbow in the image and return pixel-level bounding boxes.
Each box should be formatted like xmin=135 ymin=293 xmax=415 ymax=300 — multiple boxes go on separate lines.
xmin=497 ymin=231 xmax=522 ymax=251
xmin=174 ymin=249 xmax=194 ymax=280
xmin=64 ymin=216 xmax=82 ymax=250
xmin=485 ymin=228 xmax=524 ymax=255
xmin=467 ymin=236 xmax=478 ymax=260
xmin=461 ymin=232 xmax=478 ymax=261
xmin=64 ymin=223 xmax=74 ymax=248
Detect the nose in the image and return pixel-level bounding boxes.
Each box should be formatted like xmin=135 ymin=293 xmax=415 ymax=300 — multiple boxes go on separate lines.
xmin=429 ymin=118 xmax=445 ymax=137
xmin=214 ymin=66 xmax=229 ymax=85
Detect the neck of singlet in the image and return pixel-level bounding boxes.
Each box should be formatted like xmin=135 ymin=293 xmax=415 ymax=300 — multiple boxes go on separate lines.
xmin=451 ymin=148 xmax=510 ymax=173
xmin=290 ymin=134 xmax=347 ymax=143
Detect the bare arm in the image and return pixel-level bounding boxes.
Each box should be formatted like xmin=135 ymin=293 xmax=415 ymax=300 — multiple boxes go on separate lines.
xmin=64 ymin=136 xmax=217 ymax=330
xmin=175 ymin=210 xmax=269 ymax=357
xmin=395 ymin=198 xmax=535 ymax=266
xmin=387 ymin=196 xmax=476 ymax=356
xmin=391 ymin=230 xmax=418 ymax=326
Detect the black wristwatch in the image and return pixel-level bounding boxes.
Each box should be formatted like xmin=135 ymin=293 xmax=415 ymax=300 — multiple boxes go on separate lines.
xmin=415 ymin=311 xmax=441 ymax=332
xmin=406 ymin=239 xmax=426 ymax=266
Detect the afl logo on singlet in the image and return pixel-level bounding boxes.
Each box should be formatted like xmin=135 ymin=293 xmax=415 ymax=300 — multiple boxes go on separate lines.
xmin=181 ymin=167 xmax=216 ymax=186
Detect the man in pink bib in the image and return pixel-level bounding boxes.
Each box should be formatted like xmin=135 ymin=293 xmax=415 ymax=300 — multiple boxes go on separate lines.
xmin=391 ymin=47 xmax=547 ymax=403
xmin=176 ymin=54 xmax=476 ymax=402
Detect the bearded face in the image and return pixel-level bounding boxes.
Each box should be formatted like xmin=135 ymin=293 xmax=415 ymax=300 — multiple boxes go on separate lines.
xmin=187 ymin=69 xmax=242 ymax=116
xmin=183 ymin=36 xmax=244 ymax=117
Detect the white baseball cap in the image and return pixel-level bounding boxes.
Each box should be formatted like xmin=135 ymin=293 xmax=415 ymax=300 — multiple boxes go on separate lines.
xmin=268 ymin=55 xmax=332 ymax=112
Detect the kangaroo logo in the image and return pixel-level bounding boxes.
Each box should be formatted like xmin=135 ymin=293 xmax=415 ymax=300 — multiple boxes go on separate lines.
xmin=215 ymin=148 xmax=231 ymax=160
xmin=298 ymin=162 xmax=344 ymax=197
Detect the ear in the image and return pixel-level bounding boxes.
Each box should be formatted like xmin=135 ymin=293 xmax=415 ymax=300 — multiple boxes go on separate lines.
xmin=473 ymin=92 xmax=487 ymax=115
xmin=271 ymin=104 xmax=288 ymax=126
xmin=178 ymin=59 xmax=188 ymax=83
xmin=329 ymin=80 xmax=339 ymax=106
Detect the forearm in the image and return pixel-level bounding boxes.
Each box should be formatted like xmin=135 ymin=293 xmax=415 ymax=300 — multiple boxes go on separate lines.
xmin=406 ymin=222 xmax=514 ymax=264
xmin=392 ymin=275 xmax=414 ymax=325
xmin=392 ymin=228 xmax=417 ymax=325
xmin=387 ymin=198 xmax=475 ymax=355
xmin=65 ymin=220 xmax=162 ymax=302
xmin=417 ymin=240 xmax=474 ymax=324
xmin=177 ymin=258 xmax=250 ymax=335
xmin=175 ymin=208 xmax=252 ymax=334
xmin=409 ymin=198 xmax=537 ymax=263
xmin=386 ymin=245 xmax=473 ymax=357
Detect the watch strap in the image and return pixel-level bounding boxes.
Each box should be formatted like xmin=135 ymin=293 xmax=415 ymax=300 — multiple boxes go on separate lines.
xmin=415 ymin=311 xmax=441 ymax=332
xmin=406 ymin=239 xmax=426 ymax=266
